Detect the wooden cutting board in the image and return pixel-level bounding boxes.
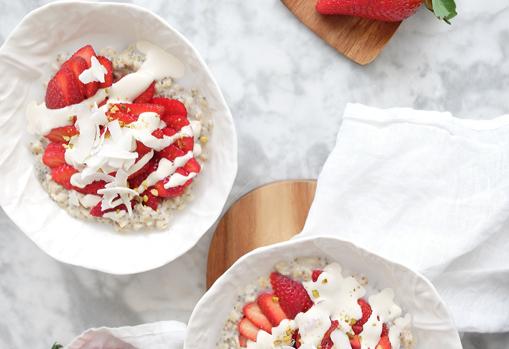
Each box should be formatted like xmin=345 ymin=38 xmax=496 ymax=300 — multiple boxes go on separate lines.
xmin=281 ymin=0 xmax=401 ymax=65
xmin=206 ymin=180 xmax=317 ymax=288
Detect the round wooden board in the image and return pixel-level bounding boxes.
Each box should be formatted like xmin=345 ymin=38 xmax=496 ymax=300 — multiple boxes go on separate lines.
xmin=206 ymin=180 xmax=317 ymax=288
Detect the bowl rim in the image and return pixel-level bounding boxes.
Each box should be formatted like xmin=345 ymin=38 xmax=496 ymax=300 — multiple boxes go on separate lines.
xmin=0 ymin=0 xmax=238 ymax=274
xmin=185 ymin=235 xmax=462 ymax=348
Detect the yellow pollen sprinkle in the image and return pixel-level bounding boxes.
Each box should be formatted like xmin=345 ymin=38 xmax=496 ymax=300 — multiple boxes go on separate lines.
xmin=322 ymin=278 xmax=328 ymax=284
xmin=312 ymin=289 xmax=320 ymax=298
xmin=199 ymin=135 xmax=208 ymax=144
xmin=272 ymin=295 xmax=279 ymax=303
xmin=142 ymin=180 xmax=148 ymax=188
xmin=143 ymin=195 xmax=149 ymax=203
xmin=62 ymin=136 xmax=70 ymax=141
xmin=150 ymin=189 xmax=159 ymax=196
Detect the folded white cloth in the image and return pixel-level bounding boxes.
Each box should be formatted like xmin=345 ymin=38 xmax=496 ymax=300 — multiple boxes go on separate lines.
xmin=66 ymin=321 xmax=186 ymax=349
xmin=300 ymin=103 xmax=509 ymax=333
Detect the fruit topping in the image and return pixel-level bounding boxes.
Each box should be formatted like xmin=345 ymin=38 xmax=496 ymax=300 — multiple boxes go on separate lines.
xmin=270 ymin=272 xmax=314 ymax=319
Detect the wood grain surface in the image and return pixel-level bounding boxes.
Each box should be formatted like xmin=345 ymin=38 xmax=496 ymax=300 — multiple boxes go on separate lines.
xmin=206 ymin=180 xmax=317 ymax=288
xmin=281 ymin=0 xmax=401 ymax=65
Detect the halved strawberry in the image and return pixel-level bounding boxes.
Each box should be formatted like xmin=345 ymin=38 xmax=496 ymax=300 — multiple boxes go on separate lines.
xmin=152 ymin=169 xmax=189 ymax=198
xmin=70 ymin=45 xmax=96 ymax=67
xmin=183 ymin=158 xmax=201 ymax=174
xmin=270 ymin=272 xmax=314 ymax=319
xmin=311 ymin=269 xmax=323 ymax=282
xmin=51 ymin=164 xmax=77 ymax=190
xmin=238 ymin=335 xmax=248 ymax=348
xmin=45 ymin=125 xmax=79 ymax=143
xmin=73 ymin=180 xmax=106 ymax=195
xmin=349 ymin=335 xmax=361 ymax=349
xmin=321 ymin=320 xmax=339 ymax=349
xmin=163 ymin=114 xmax=190 ymax=131
xmin=109 ymin=111 xmax=138 ymax=125
xmin=134 ymin=81 xmax=156 ymax=103
xmin=97 ymin=56 xmax=113 ymax=88
xmin=114 ymin=103 xmax=165 ymax=116
xmin=42 ymin=142 xmax=66 ymax=168
xmin=45 ymin=67 xmax=84 ymax=109
xmin=128 ymin=158 xmax=159 ymax=189
xmin=243 ymin=302 xmax=272 ymax=333
xmin=377 ymin=336 xmax=392 ymax=349
xmin=352 ymin=299 xmax=372 ymax=334
xmin=238 ymin=318 xmax=259 ymax=342
xmin=256 ymin=293 xmax=287 ymax=327
xmin=176 ymin=136 xmax=194 ymax=152
xmin=159 ymin=144 xmax=185 ymax=161
xmin=163 ymin=127 xmax=177 ymax=137
xmin=381 ymin=323 xmax=389 ymax=337
xmin=83 ymin=81 xmax=99 ymax=98
xmin=151 ymin=97 xmax=187 ymax=117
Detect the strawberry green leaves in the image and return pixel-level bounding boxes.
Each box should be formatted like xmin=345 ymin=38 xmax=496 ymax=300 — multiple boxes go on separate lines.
xmin=424 ymin=0 xmax=457 ymax=24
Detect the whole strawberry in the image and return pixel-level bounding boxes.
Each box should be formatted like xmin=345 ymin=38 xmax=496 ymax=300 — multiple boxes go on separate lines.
xmin=269 ymin=272 xmax=313 ymax=319
xmin=316 ymin=0 xmax=457 ymax=23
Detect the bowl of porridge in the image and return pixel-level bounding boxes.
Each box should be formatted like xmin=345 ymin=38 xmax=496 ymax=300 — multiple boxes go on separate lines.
xmin=185 ymin=236 xmax=462 ymax=349
xmin=0 ymin=1 xmax=237 ymax=274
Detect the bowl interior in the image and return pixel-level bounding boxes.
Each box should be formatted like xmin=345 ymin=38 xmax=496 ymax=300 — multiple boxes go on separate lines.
xmin=185 ymin=236 xmax=461 ymax=349
xmin=0 ymin=1 xmax=237 ymax=274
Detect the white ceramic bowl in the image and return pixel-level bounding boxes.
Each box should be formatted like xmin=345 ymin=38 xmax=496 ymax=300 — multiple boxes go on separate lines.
xmin=185 ymin=236 xmax=462 ymax=349
xmin=0 ymin=1 xmax=237 ymax=274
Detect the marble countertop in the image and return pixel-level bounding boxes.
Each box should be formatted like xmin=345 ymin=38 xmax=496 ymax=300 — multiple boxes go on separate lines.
xmin=0 ymin=0 xmax=508 ymax=348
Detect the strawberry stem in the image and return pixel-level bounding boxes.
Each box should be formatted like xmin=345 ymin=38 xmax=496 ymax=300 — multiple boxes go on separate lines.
xmin=424 ymin=0 xmax=457 ymax=24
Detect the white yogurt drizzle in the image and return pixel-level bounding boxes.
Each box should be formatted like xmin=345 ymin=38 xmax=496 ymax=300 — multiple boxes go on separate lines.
xmin=26 ymin=42 xmax=200 ymax=217
xmin=247 ymin=263 xmax=412 ymax=349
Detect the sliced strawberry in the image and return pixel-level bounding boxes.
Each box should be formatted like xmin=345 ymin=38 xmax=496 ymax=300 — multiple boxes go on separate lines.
xmin=62 ymin=56 xmax=88 ymax=96
xmin=163 ymin=127 xmax=177 ymax=137
xmin=97 ymin=56 xmax=113 ymax=88
xmin=321 ymin=320 xmax=339 ymax=349
xmin=73 ymin=180 xmax=106 ymax=195
xmin=42 ymin=142 xmax=66 ymax=168
xmin=70 ymin=45 xmax=96 ymax=66
xmin=183 ymin=158 xmax=201 ymax=174
xmin=376 ymin=335 xmax=392 ymax=349
xmin=114 ymin=103 xmax=165 ymax=116
xmin=256 ymin=293 xmax=287 ymax=327
xmin=238 ymin=318 xmax=259 ymax=342
xmin=243 ymin=302 xmax=272 ymax=334
xmin=151 ymin=129 xmax=164 ymax=139
xmin=151 ymin=97 xmax=187 ymax=117
xmin=381 ymin=323 xmax=389 ymax=337
xmin=83 ymin=81 xmax=99 ymax=98
xmin=45 ymin=125 xmax=79 ymax=143
xmin=51 ymin=164 xmax=77 ymax=190
xmin=177 ymin=136 xmax=194 ymax=152
xmin=134 ymin=81 xmax=156 ymax=103
xmin=89 ymin=201 xmax=132 ymax=217
xmin=293 ymin=330 xmax=301 ymax=348
xmin=353 ymin=299 xmax=372 ymax=334
xmin=128 ymin=158 xmax=159 ymax=189
xmin=238 ymin=335 xmax=248 ymax=348
xmin=135 ymin=141 xmax=151 ymax=158
xmin=141 ymin=190 xmax=160 ymax=210
xmin=153 ymin=180 xmax=185 ymax=198
xmin=159 ymin=144 xmax=185 ymax=161
xmin=163 ymin=114 xmax=190 ymax=131
xmin=270 ymin=272 xmax=314 ymax=319
xmin=45 ymin=67 xmax=84 ymax=109
xmin=349 ymin=335 xmax=361 ymax=349
xmin=109 ymin=111 xmax=138 ymax=125
xmin=311 ymin=270 xmax=323 ymax=282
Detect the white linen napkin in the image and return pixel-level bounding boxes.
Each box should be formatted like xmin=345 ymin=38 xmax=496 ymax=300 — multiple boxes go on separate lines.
xmin=66 ymin=321 xmax=186 ymax=349
xmin=300 ymin=103 xmax=509 ymax=333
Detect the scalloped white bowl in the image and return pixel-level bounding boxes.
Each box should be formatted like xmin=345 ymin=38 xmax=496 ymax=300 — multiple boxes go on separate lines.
xmin=185 ymin=236 xmax=462 ymax=349
xmin=0 ymin=1 xmax=237 ymax=274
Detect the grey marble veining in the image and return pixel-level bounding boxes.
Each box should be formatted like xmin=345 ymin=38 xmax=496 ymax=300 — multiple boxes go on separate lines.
xmin=0 ymin=0 xmax=508 ymax=348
